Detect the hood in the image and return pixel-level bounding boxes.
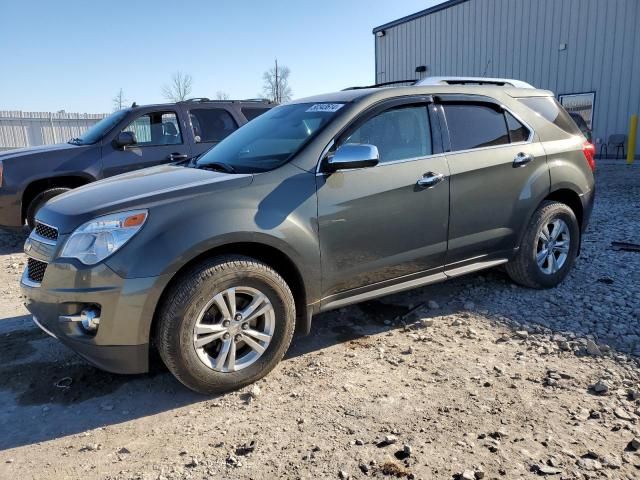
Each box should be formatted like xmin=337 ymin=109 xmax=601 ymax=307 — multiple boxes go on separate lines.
xmin=0 ymin=142 xmax=83 ymax=160
xmin=37 ymin=164 xmax=253 ymax=233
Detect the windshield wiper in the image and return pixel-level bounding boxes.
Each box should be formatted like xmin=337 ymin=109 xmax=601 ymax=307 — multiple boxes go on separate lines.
xmin=68 ymin=137 xmax=83 ymax=145
xmin=196 ymin=162 xmax=236 ymax=174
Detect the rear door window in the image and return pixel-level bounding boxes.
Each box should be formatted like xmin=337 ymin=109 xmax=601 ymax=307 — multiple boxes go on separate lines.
xmin=242 ymin=107 xmax=270 ymax=122
xmin=189 ymin=108 xmax=238 ymax=143
xmin=505 ymin=111 xmax=530 ymax=143
xmin=442 ymin=103 xmax=510 ymax=151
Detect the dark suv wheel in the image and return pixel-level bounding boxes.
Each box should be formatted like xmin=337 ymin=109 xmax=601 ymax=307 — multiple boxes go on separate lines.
xmin=506 ymin=201 xmax=580 ymax=289
xmin=155 ymin=255 xmax=295 ymax=395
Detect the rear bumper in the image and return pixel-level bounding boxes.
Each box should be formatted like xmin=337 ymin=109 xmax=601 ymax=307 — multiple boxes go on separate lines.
xmin=580 ymin=185 xmax=595 ymax=233
xmin=21 ymin=260 xmax=170 ymax=374
xmin=0 ymin=189 xmax=22 ymax=228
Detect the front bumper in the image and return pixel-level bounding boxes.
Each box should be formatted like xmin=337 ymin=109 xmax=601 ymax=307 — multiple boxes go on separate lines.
xmin=21 ymin=259 xmax=169 ymax=374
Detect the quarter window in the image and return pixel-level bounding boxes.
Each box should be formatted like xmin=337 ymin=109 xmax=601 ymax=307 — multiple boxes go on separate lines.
xmin=242 ymin=107 xmax=270 ymax=122
xmin=122 ymin=112 xmax=182 ymax=146
xmin=343 ymin=105 xmax=432 ymax=163
xmin=443 ymin=103 xmax=510 ymax=151
xmin=189 ymin=108 xmax=238 ymax=143
xmin=505 ymin=111 xmax=530 ymax=143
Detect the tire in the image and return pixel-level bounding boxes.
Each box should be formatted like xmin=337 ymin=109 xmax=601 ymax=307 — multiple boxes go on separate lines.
xmin=156 ymin=255 xmax=296 ymax=395
xmin=26 ymin=187 xmax=72 ymax=230
xmin=506 ymin=201 xmax=580 ymax=289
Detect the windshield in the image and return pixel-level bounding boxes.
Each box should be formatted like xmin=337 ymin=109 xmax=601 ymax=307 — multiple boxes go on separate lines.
xmin=69 ymin=109 xmax=130 ymax=145
xmin=195 ymin=102 xmax=347 ymax=173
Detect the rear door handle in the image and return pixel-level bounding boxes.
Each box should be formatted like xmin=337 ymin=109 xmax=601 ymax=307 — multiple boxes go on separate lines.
xmin=513 ymin=152 xmax=534 ymax=167
xmin=168 ymin=153 xmax=189 ymax=161
xmin=416 ymin=171 xmax=445 ymax=188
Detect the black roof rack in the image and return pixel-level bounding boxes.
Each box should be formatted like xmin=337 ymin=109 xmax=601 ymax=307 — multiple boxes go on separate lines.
xmin=179 ymin=98 xmax=273 ymax=104
xmin=342 ymin=79 xmax=417 ymax=91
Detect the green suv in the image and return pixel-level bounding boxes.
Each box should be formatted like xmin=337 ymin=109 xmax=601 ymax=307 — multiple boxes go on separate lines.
xmin=21 ymin=81 xmax=595 ymax=394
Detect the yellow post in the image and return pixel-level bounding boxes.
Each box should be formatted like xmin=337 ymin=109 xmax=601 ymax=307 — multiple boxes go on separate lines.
xmin=628 ymin=114 xmax=638 ymax=165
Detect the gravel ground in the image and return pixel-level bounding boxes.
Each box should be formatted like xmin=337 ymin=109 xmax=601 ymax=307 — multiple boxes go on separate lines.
xmin=0 ymin=161 xmax=638 ymax=480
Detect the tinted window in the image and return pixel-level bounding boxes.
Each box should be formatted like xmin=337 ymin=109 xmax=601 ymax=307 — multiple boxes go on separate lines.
xmin=122 ymin=111 xmax=182 ymax=146
xmin=505 ymin=111 xmax=530 ymax=143
xmin=242 ymin=107 xmax=270 ymax=122
xmin=196 ymin=103 xmax=346 ymax=173
xmin=189 ymin=109 xmax=238 ymax=143
xmin=70 ymin=109 xmax=129 ymax=145
xmin=343 ymin=105 xmax=432 ymax=163
xmin=519 ymin=97 xmax=582 ymax=135
xmin=443 ymin=103 xmax=509 ymax=151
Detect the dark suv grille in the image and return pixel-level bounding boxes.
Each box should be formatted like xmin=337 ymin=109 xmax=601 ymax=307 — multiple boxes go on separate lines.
xmin=34 ymin=222 xmax=58 ymax=241
xmin=27 ymin=258 xmax=47 ymax=283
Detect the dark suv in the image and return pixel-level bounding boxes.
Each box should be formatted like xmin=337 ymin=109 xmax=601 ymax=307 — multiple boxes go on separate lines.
xmin=0 ymin=99 xmax=272 ymax=229
xmin=21 ymin=81 xmax=595 ymax=394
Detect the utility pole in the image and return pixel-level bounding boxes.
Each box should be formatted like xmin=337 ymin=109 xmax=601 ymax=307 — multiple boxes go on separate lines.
xmin=274 ymin=58 xmax=279 ymax=104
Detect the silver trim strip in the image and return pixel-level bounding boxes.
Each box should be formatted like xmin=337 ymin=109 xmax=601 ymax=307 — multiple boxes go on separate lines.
xmin=30 ymin=231 xmax=57 ymax=246
xmin=20 ymin=269 xmax=41 ymax=288
xmin=32 ymin=316 xmax=57 ymax=338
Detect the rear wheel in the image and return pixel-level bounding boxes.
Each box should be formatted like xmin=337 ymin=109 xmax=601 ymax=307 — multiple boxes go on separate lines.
xmin=506 ymin=201 xmax=580 ymax=289
xmin=156 ymin=255 xmax=295 ymax=394
xmin=25 ymin=187 xmax=72 ymax=230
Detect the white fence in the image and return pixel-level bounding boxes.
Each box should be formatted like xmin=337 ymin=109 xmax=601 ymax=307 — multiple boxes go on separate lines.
xmin=0 ymin=111 xmax=108 ymax=151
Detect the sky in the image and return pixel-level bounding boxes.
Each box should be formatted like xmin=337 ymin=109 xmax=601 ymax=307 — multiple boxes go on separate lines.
xmin=0 ymin=0 xmax=442 ymax=113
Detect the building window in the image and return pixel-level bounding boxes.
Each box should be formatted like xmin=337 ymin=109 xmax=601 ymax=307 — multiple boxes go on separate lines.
xmin=558 ymin=92 xmax=595 ymax=130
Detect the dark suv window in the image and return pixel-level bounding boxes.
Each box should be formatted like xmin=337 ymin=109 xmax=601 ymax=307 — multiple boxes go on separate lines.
xmin=122 ymin=111 xmax=182 ymax=147
xmin=242 ymin=107 xmax=270 ymax=122
xmin=343 ymin=105 xmax=432 ymax=163
xmin=443 ymin=103 xmax=510 ymax=151
xmin=189 ymin=109 xmax=238 ymax=143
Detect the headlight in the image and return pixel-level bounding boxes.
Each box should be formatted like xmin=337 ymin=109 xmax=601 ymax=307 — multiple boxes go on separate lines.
xmin=60 ymin=210 xmax=148 ymax=265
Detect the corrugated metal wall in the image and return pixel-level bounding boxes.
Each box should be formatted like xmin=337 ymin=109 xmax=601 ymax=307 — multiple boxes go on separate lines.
xmin=0 ymin=111 xmax=107 ymax=151
xmin=375 ymin=0 xmax=640 ymax=145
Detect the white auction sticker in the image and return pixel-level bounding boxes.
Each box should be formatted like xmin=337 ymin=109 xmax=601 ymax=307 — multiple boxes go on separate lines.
xmin=306 ymin=103 xmax=344 ymax=113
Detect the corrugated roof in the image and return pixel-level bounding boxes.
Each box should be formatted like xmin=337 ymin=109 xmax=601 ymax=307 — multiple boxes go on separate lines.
xmin=372 ymin=0 xmax=470 ymax=33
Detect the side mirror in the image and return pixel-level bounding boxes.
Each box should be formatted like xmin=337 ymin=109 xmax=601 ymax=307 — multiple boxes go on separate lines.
xmin=113 ymin=131 xmax=137 ymax=149
xmin=325 ymin=144 xmax=379 ymax=172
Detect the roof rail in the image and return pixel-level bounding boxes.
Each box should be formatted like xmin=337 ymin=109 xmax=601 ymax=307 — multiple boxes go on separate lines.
xmin=179 ymin=98 xmax=273 ymax=104
xmin=415 ymin=76 xmax=535 ymax=88
xmin=343 ymin=79 xmax=417 ymax=91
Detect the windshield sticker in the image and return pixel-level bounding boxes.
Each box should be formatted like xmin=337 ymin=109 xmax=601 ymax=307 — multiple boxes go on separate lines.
xmin=306 ymin=103 xmax=344 ymax=113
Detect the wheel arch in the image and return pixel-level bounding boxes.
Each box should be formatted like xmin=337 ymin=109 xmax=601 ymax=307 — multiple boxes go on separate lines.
xmin=21 ymin=174 xmax=95 ymax=222
xmin=148 ymin=241 xmax=311 ymax=350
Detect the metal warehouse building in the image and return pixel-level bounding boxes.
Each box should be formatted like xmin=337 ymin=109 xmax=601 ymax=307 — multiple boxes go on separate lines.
xmin=373 ymin=0 xmax=640 ymax=155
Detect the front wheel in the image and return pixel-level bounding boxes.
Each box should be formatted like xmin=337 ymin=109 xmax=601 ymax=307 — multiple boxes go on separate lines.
xmin=506 ymin=201 xmax=580 ymax=289
xmin=155 ymin=255 xmax=296 ymax=395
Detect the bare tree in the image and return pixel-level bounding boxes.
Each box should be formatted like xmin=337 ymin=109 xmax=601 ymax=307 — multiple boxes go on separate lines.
xmin=215 ymin=91 xmax=230 ymax=100
xmin=162 ymin=72 xmax=193 ymax=102
xmin=112 ymin=88 xmax=127 ymax=111
xmin=262 ymin=59 xmax=292 ymax=104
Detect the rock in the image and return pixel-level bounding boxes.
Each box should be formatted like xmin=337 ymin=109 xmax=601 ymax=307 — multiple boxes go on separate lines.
xmin=576 ymin=458 xmax=602 ymax=471
xmin=377 ymin=434 xmax=398 ymax=447
xmin=626 ymin=438 xmax=640 ymax=451
xmin=428 ymin=300 xmax=439 ymax=310
xmin=585 ymin=340 xmax=602 ymax=356
xmin=614 ymin=407 xmax=634 ymax=421
xmin=235 ymin=440 xmax=256 ymax=456
xmin=458 ymin=470 xmax=475 ymax=480
xmin=355 ymin=439 xmax=364 ymax=446
xmin=338 ymin=470 xmax=349 ymax=479
xmin=515 ymin=330 xmax=529 ymax=339
xmin=422 ymin=318 xmax=435 ymax=327
xmin=534 ymin=465 xmax=563 ymax=475
xmin=591 ymin=381 xmax=609 ymax=394
xmin=250 ymin=385 xmax=261 ymax=398
xmin=117 ymin=447 xmax=131 ymax=454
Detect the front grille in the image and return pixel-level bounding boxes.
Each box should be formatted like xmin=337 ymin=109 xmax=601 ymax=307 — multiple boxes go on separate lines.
xmin=27 ymin=258 xmax=47 ymax=283
xmin=34 ymin=222 xmax=58 ymax=241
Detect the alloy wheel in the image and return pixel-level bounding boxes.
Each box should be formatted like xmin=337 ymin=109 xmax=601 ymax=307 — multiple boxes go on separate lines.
xmin=192 ymin=286 xmax=275 ymax=372
xmin=536 ymin=218 xmax=571 ymax=275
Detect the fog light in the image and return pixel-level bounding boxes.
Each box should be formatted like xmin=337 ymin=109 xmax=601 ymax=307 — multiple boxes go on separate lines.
xmin=80 ymin=308 xmax=100 ymax=332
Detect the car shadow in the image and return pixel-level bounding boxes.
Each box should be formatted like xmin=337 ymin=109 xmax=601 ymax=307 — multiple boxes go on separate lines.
xmin=0 ymin=228 xmax=27 ymax=255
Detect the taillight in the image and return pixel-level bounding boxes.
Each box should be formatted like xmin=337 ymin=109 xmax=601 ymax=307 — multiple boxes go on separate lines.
xmin=0 ymin=160 xmax=3 ymax=186
xmin=582 ymin=142 xmax=596 ymax=172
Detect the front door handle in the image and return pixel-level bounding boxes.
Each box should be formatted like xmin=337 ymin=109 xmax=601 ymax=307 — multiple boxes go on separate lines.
xmin=513 ymin=152 xmax=534 ymax=167
xmin=417 ymin=171 xmax=445 ymax=188
xmin=168 ymin=152 xmax=189 ymax=161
